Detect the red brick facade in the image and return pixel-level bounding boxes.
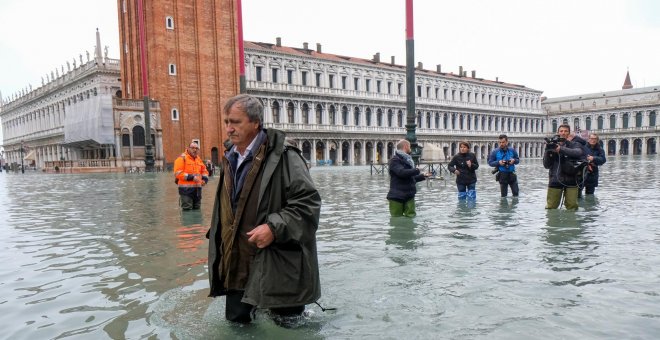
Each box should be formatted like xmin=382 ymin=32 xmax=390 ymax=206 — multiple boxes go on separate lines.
xmin=117 ymin=0 xmax=239 ymax=165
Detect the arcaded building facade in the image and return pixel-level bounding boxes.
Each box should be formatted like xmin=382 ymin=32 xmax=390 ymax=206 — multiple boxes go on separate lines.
xmin=244 ymin=40 xmax=547 ymax=165
xmin=0 ymin=31 xmax=164 ymax=172
xmin=117 ymin=0 xmax=240 ymax=166
xmin=543 ymin=73 xmax=658 ymax=156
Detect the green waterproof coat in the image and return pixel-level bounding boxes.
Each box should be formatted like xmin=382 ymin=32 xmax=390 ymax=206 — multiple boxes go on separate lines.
xmin=207 ymin=129 xmax=322 ymax=308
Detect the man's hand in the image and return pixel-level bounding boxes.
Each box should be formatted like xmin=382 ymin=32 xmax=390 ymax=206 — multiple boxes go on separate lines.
xmin=247 ymin=224 xmax=274 ymax=248
xmin=466 ymin=160 xmax=472 ymax=167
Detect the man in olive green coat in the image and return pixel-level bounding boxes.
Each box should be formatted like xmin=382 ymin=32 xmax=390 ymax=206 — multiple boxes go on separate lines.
xmin=207 ymin=94 xmax=322 ymax=325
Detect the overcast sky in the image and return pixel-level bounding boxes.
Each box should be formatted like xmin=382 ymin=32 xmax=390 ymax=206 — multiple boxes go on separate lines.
xmin=1 ymin=0 xmax=659 ymax=104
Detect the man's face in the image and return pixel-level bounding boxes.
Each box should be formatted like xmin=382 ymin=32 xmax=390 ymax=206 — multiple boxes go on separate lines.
xmin=498 ymin=138 xmax=508 ymax=149
xmin=225 ymin=104 xmax=260 ymax=150
xmin=588 ymin=135 xmax=598 ymax=146
xmin=459 ymin=144 xmax=469 ymax=153
xmin=558 ymin=127 xmax=570 ymax=139
xmin=187 ymin=144 xmax=199 ymax=157
xmin=403 ymin=142 xmax=412 ymax=154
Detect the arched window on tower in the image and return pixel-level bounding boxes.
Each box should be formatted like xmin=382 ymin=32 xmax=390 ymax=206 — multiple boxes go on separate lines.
xmin=316 ymin=104 xmax=323 ymax=124
xmin=287 ymin=102 xmax=295 ymax=123
xmin=302 ymin=103 xmax=310 ymax=124
xmin=132 ymin=126 xmax=145 ymax=146
xmin=272 ymin=101 xmax=280 ymax=123
xmin=329 ymin=105 xmax=336 ymax=125
xmin=121 ymin=129 xmax=130 ymax=147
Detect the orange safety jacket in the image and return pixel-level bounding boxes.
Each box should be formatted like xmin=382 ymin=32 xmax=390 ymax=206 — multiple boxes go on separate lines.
xmin=174 ymin=151 xmax=209 ymax=188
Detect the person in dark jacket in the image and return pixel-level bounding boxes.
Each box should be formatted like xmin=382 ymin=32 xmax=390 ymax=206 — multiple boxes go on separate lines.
xmin=207 ymin=94 xmax=322 ymax=326
xmin=448 ymin=141 xmax=479 ymax=200
xmin=488 ymin=134 xmax=520 ymax=197
xmin=582 ymin=133 xmax=607 ymax=195
xmin=543 ymin=124 xmax=585 ymax=210
xmin=387 ymin=139 xmax=430 ymax=217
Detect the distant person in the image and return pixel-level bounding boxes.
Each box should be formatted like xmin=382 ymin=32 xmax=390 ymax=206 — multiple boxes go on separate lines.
xmin=488 ymin=134 xmax=520 ymax=197
xmin=447 ymin=141 xmax=479 ymax=200
xmin=543 ymin=124 xmax=585 ymax=210
xmin=205 ymin=159 xmax=214 ymax=177
xmin=582 ymin=133 xmax=607 ymax=195
xmin=387 ymin=139 xmax=431 ymax=217
xmin=207 ymin=94 xmax=322 ymax=326
xmin=173 ymin=142 xmax=209 ymax=210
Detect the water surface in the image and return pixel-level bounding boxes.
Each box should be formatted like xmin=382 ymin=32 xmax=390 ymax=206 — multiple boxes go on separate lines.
xmin=0 ymin=156 xmax=659 ymax=339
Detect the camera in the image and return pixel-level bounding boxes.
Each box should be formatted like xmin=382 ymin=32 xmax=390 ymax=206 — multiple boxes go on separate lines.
xmin=545 ymin=135 xmax=565 ymax=150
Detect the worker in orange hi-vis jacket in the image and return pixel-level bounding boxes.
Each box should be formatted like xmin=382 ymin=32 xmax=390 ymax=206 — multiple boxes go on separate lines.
xmin=173 ymin=142 xmax=209 ymax=210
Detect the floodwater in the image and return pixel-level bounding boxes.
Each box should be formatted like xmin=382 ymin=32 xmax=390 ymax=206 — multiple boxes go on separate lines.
xmin=1 ymin=156 xmax=659 ymax=339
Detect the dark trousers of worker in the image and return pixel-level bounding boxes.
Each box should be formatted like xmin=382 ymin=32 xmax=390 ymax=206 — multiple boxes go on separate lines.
xmin=179 ymin=191 xmax=201 ymax=210
xmin=498 ymin=172 xmax=519 ymax=197
xmin=225 ymin=290 xmax=305 ymax=324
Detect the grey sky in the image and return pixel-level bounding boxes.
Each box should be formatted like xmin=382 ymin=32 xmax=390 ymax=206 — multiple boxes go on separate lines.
xmin=1 ymin=0 xmax=659 ymax=103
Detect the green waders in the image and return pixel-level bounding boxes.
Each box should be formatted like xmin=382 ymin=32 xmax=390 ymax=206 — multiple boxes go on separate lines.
xmin=389 ymin=199 xmax=417 ymax=217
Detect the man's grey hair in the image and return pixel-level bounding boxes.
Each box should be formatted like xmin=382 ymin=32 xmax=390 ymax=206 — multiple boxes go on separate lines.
xmin=396 ymin=139 xmax=410 ymax=150
xmin=223 ymin=94 xmax=264 ymax=127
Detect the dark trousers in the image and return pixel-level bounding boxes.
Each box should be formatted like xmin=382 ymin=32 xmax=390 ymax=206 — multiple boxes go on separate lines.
xmin=498 ymin=172 xmax=519 ymax=197
xmin=225 ymin=290 xmax=305 ymax=324
xmin=179 ymin=192 xmax=201 ymax=210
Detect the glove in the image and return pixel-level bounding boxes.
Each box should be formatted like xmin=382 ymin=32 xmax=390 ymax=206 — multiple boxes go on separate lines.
xmin=186 ymin=174 xmax=195 ymax=181
xmin=202 ymin=176 xmax=209 ymax=184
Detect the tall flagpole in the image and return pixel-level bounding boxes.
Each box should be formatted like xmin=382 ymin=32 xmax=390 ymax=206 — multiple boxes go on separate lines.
xmin=405 ymin=0 xmax=421 ymax=163
xmin=237 ymin=0 xmax=246 ymax=93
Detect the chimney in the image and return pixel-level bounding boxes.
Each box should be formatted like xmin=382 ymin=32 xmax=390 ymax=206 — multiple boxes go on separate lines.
xmin=463 ymin=71 xmax=467 ymax=77
xmin=373 ymin=52 xmax=380 ymax=63
xmin=471 ymin=70 xmax=476 ymax=78
xmin=391 ymin=56 xmax=395 ymax=65
xmin=316 ymin=43 xmax=322 ymax=53
xmin=436 ymin=64 xmax=442 ymax=73
xmin=459 ymin=66 xmax=463 ymax=76
xmin=417 ymin=62 xmax=423 ymax=70
xmin=496 ymin=77 xmax=499 ymax=82
xmin=276 ymin=37 xmax=281 ymax=47
xmin=303 ymin=42 xmax=309 ymax=50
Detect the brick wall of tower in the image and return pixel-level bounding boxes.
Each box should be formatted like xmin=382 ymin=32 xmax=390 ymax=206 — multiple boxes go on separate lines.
xmin=117 ymin=0 xmax=239 ymax=166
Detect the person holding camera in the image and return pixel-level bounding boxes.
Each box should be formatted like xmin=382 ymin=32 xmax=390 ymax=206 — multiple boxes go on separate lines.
xmin=581 ymin=133 xmax=607 ymax=196
xmin=543 ymin=124 xmax=585 ymax=210
xmin=387 ymin=139 xmax=432 ymax=217
xmin=448 ymin=141 xmax=479 ymax=200
xmin=488 ymin=134 xmax=520 ymax=197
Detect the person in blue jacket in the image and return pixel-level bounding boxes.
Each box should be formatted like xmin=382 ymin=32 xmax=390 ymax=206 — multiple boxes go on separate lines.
xmin=387 ymin=139 xmax=431 ymax=217
xmin=448 ymin=141 xmax=479 ymax=200
xmin=582 ymin=133 xmax=607 ymax=195
xmin=488 ymin=134 xmax=520 ymax=197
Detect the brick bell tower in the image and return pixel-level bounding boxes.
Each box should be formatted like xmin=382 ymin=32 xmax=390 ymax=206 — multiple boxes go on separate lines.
xmin=117 ymin=0 xmax=240 ymax=167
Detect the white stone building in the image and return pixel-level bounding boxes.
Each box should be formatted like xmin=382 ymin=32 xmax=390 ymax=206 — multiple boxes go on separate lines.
xmin=543 ymin=72 xmax=659 ymax=156
xmin=0 ymin=31 xmax=164 ymax=172
xmin=244 ymin=40 xmax=547 ymax=166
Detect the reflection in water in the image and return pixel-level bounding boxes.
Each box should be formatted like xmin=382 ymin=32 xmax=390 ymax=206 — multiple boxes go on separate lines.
xmin=386 ymin=217 xmax=418 ymax=250
xmin=542 ymin=210 xmax=606 ymax=287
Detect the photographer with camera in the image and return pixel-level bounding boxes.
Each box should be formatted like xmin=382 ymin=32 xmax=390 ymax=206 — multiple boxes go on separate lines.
xmin=543 ymin=124 xmax=585 ymax=210
xmin=488 ymin=134 xmax=520 ymax=197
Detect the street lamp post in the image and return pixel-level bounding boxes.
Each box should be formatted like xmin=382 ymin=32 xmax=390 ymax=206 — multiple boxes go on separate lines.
xmin=137 ymin=0 xmax=155 ymax=172
xmin=20 ymin=140 xmax=25 ymax=174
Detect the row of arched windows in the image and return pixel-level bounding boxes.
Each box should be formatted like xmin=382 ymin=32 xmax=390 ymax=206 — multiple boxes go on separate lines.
xmin=552 ymin=111 xmax=657 ymax=131
xmin=268 ymin=100 xmax=544 ymax=133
